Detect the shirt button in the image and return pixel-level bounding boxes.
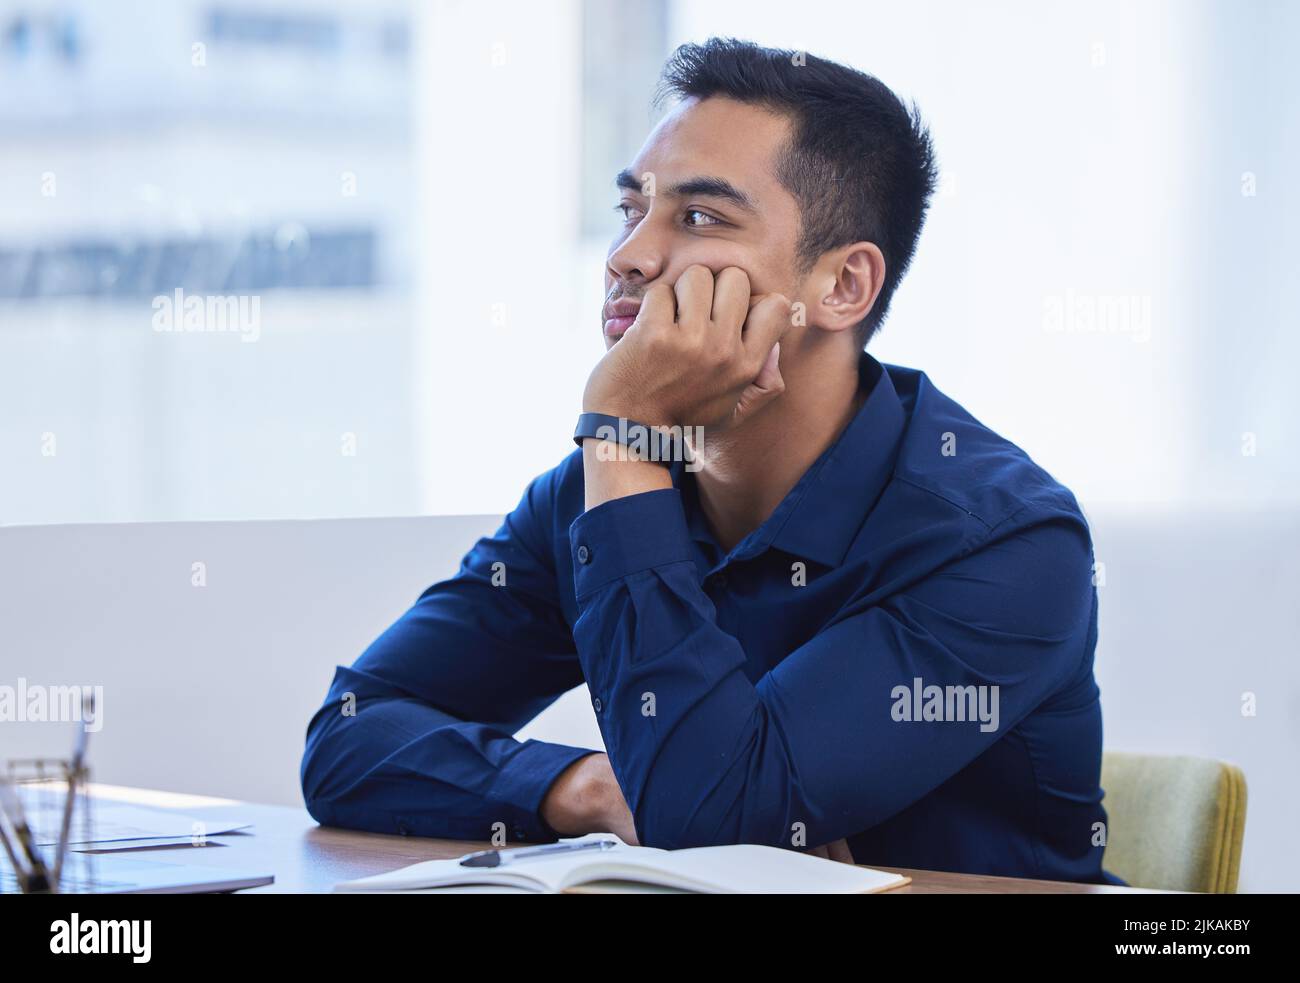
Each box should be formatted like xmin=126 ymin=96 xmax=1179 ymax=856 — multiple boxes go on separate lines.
xmin=576 ymin=544 xmax=591 ymax=564
xmin=593 ymin=697 xmax=603 ymax=712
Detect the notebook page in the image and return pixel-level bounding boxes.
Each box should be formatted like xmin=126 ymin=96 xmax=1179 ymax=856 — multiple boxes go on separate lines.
xmin=333 ymin=833 xmax=638 ymax=892
xmin=570 ymin=844 xmax=906 ymax=894
xmin=332 ymin=855 xmax=556 ymax=892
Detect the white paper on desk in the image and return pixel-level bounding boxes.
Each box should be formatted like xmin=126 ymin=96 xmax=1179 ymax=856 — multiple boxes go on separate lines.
xmin=33 ymin=802 xmax=251 ymax=847
xmin=335 ymin=832 xmax=909 ymax=894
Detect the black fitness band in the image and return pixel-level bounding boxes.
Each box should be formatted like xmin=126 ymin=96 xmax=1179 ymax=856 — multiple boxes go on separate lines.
xmin=573 ymin=412 xmax=680 ymax=468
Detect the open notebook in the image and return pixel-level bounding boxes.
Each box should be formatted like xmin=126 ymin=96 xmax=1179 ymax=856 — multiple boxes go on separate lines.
xmin=334 ymin=833 xmax=910 ymax=894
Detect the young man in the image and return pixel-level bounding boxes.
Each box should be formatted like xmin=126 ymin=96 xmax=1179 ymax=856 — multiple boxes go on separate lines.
xmin=302 ymin=38 xmax=1122 ymax=884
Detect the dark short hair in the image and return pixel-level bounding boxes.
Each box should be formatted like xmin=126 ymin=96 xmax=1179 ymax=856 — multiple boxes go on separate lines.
xmin=655 ymin=38 xmax=937 ymax=343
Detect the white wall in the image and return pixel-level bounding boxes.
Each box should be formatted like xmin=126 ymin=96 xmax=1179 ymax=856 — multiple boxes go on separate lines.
xmin=411 ymin=0 xmax=593 ymax=514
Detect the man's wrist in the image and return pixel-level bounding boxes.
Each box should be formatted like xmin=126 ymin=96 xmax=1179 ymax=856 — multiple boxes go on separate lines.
xmin=539 ymin=752 xmax=629 ymax=838
xmin=582 ymin=439 xmax=673 ymax=510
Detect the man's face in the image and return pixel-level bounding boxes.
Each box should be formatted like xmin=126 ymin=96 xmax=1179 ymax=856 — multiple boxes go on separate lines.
xmin=602 ymin=96 xmax=805 ymax=350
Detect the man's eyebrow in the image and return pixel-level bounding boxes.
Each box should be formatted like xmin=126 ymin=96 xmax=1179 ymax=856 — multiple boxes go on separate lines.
xmin=615 ymin=169 xmax=758 ymax=214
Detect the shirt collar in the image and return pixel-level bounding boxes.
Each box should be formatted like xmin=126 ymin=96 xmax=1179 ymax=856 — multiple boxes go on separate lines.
xmin=672 ymin=352 xmax=906 ymax=569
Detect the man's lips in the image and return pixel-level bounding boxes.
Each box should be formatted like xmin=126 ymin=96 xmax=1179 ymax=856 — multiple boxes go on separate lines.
xmin=603 ymin=314 xmax=637 ymax=338
xmin=603 ymin=300 xmax=640 ymax=339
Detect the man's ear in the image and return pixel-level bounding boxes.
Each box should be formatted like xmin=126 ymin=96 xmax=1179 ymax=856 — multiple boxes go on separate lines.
xmin=801 ymin=242 xmax=886 ymax=335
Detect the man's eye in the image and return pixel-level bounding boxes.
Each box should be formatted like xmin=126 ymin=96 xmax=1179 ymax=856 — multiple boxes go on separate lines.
xmin=614 ymin=203 xmax=643 ymax=223
xmin=684 ymin=209 xmax=722 ymax=228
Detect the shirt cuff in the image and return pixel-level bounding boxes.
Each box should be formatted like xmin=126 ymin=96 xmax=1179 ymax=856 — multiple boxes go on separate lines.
xmin=567 ymin=488 xmax=697 ymax=600
xmin=492 ymin=740 xmax=602 ymax=842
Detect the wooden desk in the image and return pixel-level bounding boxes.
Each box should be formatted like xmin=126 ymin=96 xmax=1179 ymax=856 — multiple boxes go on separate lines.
xmin=81 ymin=785 xmax=1167 ymax=894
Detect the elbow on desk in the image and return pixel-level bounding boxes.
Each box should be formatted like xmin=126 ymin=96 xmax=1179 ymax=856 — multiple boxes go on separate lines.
xmin=298 ymin=665 xmax=388 ymax=823
xmin=298 ymin=692 xmax=455 ymax=839
xmin=298 ymin=742 xmax=388 ymax=836
xmin=299 ymin=697 xmax=350 ymax=823
xmin=302 ymin=792 xmax=334 ymax=829
xmin=299 ymin=722 xmax=330 ymax=813
xmin=299 ymin=748 xmax=330 ymax=826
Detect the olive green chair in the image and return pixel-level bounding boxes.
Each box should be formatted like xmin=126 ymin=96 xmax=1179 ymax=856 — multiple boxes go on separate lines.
xmin=1100 ymin=751 xmax=1247 ymax=893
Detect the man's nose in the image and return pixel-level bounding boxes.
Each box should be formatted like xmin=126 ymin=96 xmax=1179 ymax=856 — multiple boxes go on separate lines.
xmin=606 ymin=219 xmax=667 ymax=285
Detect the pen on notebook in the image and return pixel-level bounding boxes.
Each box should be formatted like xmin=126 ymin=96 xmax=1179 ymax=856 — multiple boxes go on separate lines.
xmin=459 ymin=837 xmax=620 ymax=868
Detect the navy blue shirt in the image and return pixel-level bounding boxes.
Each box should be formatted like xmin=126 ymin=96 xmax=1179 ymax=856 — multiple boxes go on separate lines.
xmin=302 ymin=353 xmax=1122 ymax=884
